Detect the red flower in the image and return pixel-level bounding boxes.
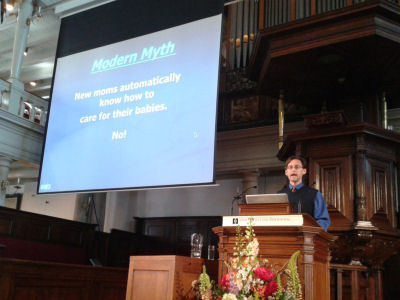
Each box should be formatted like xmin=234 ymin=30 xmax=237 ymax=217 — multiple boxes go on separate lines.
xmin=264 ymin=280 xmax=278 ymax=297
xmin=254 ymin=267 xmax=275 ymax=281
xmin=219 ymin=273 xmax=230 ymax=289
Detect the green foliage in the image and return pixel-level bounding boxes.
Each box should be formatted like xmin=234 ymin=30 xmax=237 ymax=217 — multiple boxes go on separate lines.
xmin=286 ymin=251 xmax=302 ymax=300
xmin=272 ymin=274 xmax=283 ymax=300
xmin=280 ymin=292 xmax=295 ymax=300
xmin=199 ymin=265 xmax=212 ymax=295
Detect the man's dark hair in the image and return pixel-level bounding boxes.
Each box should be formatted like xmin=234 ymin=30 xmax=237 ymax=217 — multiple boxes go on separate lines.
xmin=284 ymin=155 xmax=307 ymax=169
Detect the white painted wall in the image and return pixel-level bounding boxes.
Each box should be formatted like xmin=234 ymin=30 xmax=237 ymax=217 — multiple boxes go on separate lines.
xmin=103 ymin=179 xmax=243 ymax=232
xmin=102 ymin=175 xmax=286 ymax=233
xmin=16 ymin=173 xmax=287 ymax=234
xmin=131 ymin=179 xmax=243 ymax=218
xmin=20 ymin=181 xmax=78 ymax=220
xmin=104 ymin=190 xmax=136 ymax=233
xmin=18 ymin=174 xmax=287 ymax=232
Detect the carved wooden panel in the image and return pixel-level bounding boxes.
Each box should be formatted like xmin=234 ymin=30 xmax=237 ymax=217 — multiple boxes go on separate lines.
xmin=309 ymin=156 xmax=354 ymax=223
xmin=365 ymin=157 xmax=396 ymax=227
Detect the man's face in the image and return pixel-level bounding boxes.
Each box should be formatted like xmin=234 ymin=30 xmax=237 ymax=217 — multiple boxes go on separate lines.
xmin=285 ymin=159 xmax=306 ymax=186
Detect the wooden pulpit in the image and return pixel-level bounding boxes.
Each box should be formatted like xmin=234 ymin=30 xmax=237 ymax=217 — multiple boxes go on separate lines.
xmin=213 ymin=203 xmax=336 ymax=300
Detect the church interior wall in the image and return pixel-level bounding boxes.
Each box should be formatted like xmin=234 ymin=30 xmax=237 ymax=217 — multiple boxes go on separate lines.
xmin=20 ymin=181 xmax=78 ymax=220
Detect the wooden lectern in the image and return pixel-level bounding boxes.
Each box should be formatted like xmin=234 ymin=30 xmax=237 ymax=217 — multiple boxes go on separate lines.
xmin=125 ymin=255 xmax=217 ymax=300
xmin=213 ymin=203 xmax=336 ymax=300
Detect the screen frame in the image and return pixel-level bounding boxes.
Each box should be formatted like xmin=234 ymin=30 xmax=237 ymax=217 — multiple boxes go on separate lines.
xmin=38 ymin=0 xmax=224 ymax=194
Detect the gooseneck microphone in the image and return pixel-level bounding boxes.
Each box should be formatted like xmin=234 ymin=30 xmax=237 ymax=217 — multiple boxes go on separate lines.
xmin=230 ymin=185 xmax=258 ymax=215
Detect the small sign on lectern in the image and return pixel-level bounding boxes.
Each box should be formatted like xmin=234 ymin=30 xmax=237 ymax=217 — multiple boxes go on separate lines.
xmin=222 ymin=215 xmax=304 ymax=227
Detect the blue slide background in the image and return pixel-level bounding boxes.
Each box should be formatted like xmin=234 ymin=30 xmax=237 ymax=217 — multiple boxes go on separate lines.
xmin=39 ymin=15 xmax=221 ymax=193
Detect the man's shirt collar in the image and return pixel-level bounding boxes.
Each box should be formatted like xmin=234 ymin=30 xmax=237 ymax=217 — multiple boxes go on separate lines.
xmin=289 ymin=182 xmax=304 ymax=190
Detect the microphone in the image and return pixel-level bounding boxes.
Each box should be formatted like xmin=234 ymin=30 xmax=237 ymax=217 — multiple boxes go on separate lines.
xmin=297 ymin=201 xmax=302 ymax=214
xmin=230 ymin=185 xmax=258 ymax=215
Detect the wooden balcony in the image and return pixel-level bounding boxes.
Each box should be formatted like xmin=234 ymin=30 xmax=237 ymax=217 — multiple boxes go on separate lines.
xmin=219 ymin=0 xmax=400 ymax=130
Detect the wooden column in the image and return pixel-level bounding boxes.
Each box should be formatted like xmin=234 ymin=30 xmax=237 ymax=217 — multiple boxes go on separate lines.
xmin=278 ymin=90 xmax=285 ymax=150
xmin=336 ymin=268 xmax=343 ymax=300
xmin=351 ymin=268 xmax=360 ymax=300
xmin=355 ymin=136 xmax=368 ymax=224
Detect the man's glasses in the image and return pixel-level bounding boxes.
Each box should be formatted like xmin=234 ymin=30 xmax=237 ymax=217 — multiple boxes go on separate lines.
xmin=286 ymin=165 xmax=303 ymax=170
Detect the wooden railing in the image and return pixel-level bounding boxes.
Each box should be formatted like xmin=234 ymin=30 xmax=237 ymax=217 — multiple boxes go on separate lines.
xmin=330 ymin=263 xmax=383 ymax=300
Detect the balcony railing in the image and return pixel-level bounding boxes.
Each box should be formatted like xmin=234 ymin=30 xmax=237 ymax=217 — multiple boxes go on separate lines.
xmin=0 ymin=78 xmax=48 ymax=126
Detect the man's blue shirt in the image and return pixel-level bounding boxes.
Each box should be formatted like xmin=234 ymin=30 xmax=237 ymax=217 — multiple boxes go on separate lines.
xmin=288 ymin=182 xmax=331 ymax=231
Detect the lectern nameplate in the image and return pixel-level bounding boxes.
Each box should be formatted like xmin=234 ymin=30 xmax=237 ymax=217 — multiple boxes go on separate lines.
xmin=222 ymin=215 xmax=304 ymax=227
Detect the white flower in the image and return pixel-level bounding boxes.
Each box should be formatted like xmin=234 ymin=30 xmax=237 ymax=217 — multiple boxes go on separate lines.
xmin=222 ymin=293 xmax=238 ymax=300
xmin=235 ymin=276 xmax=243 ymax=290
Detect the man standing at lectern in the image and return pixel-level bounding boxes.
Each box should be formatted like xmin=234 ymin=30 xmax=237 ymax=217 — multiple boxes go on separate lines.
xmin=279 ymin=156 xmax=331 ymax=231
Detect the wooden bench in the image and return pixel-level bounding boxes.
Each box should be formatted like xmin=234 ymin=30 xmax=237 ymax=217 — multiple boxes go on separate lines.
xmin=0 ymin=258 xmax=128 ymax=300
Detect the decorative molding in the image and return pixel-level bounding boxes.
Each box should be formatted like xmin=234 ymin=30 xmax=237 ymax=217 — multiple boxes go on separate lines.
xmin=304 ymin=111 xmax=347 ymax=128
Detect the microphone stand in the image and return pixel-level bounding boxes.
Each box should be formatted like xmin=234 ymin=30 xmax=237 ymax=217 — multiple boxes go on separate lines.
xmin=231 ymin=194 xmax=242 ymax=215
xmin=230 ymin=185 xmax=257 ymax=215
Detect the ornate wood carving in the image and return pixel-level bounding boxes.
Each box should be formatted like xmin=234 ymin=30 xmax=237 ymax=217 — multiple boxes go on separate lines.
xmin=309 ymin=156 xmax=353 ymax=224
xmin=356 ymin=150 xmax=368 ymax=223
xmin=304 ymin=111 xmax=347 ymax=129
xmin=366 ymin=157 xmax=396 ymax=227
xmin=277 ymin=121 xmax=400 ymax=275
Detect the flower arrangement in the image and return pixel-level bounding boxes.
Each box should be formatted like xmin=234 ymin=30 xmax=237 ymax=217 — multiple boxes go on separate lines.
xmin=193 ymin=221 xmax=302 ymax=300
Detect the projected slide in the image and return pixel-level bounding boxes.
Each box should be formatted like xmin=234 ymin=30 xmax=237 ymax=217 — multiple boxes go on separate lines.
xmin=39 ymin=14 xmax=221 ymax=193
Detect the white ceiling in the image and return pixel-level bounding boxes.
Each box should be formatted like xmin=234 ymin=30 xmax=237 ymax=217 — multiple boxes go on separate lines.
xmin=0 ymin=0 xmax=115 ymax=98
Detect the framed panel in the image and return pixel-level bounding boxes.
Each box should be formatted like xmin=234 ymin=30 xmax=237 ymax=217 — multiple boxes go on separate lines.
xmin=365 ymin=157 xmax=395 ymax=227
xmin=309 ymin=156 xmax=354 ymax=223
